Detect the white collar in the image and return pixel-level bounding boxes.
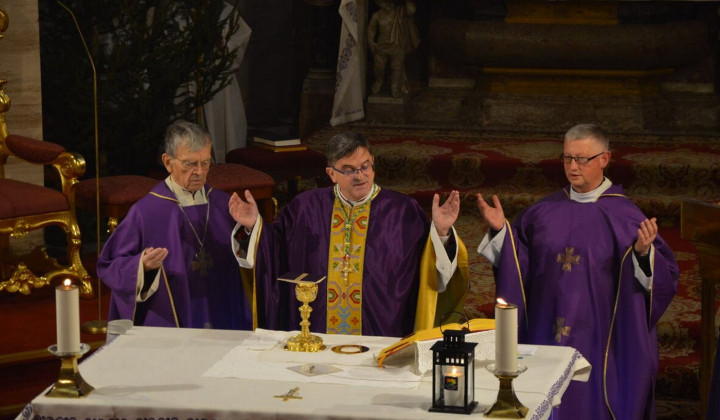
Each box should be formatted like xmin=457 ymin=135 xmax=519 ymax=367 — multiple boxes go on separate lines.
xmin=335 ymin=184 xmax=377 ymax=207
xmin=570 ymin=177 xmax=612 ymax=203
xmin=165 ymin=176 xmax=207 ymax=206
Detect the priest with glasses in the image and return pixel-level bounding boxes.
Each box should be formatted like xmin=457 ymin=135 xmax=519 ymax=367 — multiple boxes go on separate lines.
xmin=98 ymin=120 xmax=252 ymax=330
xmin=229 ymin=131 xmax=468 ymax=337
xmin=476 ymin=123 xmax=679 ymax=419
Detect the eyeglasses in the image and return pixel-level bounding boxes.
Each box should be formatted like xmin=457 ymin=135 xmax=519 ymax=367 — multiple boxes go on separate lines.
xmin=175 ymin=158 xmax=213 ymax=171
xmin=559 ymin=152 xmax=606 ymax=165
xmin=330 ymin=164 xmax=375 ymax=176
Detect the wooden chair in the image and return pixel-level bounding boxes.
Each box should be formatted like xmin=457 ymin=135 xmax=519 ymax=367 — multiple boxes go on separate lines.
xmin=0 ymin=95 xmax=92 ymax=297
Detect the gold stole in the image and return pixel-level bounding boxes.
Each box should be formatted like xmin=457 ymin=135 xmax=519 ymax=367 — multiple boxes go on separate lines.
xmin=414 ymin=234 xmax=470 ymax=331
xmin=326 ymin=188 xmax=379 ymax=335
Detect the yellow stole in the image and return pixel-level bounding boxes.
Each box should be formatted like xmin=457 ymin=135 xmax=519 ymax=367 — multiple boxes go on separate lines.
xmin=326 ymin=185 xmax=380 ymax=335
xmin=414 ymin=233 xmax=470 ymax=331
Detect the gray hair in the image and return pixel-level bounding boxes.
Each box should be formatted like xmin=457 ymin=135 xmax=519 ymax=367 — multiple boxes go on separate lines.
xmin=326 ymin=132 xmax=372 ymax=165
xmin=164 ymin=119 xmax=212 ymax=157
xmin=564 ymin=123 xmax=610 ymax=150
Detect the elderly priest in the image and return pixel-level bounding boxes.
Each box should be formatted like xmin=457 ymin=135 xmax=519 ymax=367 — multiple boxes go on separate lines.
xmin=229 ymin=131 xmax=468 ymax=337
xmin=97 ymin=120 xmax=252 ymax=329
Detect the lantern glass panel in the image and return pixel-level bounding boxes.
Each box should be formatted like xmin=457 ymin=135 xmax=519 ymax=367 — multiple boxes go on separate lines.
xmin=467 ymin=354 xmax=475 ymax=402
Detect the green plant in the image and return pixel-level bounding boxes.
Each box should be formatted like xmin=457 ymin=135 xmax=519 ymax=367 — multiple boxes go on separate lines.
xmin=40 ymin=0 xmax=241 ymax=176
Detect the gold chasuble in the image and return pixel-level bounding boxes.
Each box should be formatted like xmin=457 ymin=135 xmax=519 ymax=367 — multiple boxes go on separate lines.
xmin=326 ymin=186 xmax=380 ymax=334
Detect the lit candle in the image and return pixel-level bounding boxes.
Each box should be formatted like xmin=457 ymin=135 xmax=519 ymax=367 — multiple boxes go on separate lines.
xmin=442 ymin=365 xmax=464 ymax=406
xmin=495 ymin=298 xmax=518 ymax=374
xmin=56 ymin=279 xmax=80 ymax=353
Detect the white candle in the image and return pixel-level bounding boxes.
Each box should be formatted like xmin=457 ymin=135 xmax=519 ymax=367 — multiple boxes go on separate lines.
xmin=495 ymin=298 xmax=518 ymax=374
xmin=442 ymin=365 xmax=464 ymax=406
xmin=56 ymin=279 xmax=80 ymax=353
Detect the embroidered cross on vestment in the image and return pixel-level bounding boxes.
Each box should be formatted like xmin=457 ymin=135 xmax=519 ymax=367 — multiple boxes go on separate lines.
xmin=555 ymin=317 xmax=571 ymax=343
xmin=556 ymin=247 xmax=580 ymax=272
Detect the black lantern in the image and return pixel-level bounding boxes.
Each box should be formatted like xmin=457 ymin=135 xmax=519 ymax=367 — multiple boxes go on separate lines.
xmin=429 ymin=328 xmax=478 ymax=414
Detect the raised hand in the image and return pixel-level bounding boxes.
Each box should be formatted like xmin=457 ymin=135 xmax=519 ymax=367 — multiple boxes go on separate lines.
xmin=476 ymin=193 xmax=505 ymax=231
xmin=142 ymin=247 xmax=168 ymax=271
xmin=432 ymin=190 xmax=460 ymax=237
xmin=634 ymin=217 xmax=658 ymax=256
xmin=229 ymin=190 xmax=259 ymax=229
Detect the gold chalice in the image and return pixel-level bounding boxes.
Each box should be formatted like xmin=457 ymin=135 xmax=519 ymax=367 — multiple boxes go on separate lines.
xmin=280 ymin=274 xmax=326 ymax=352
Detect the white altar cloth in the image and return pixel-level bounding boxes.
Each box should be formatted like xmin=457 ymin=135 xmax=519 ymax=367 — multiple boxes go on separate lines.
xmin=17 ymin=326 xmax=590 ymax=420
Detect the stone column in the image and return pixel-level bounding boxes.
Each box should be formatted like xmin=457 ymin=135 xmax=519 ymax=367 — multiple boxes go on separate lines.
xmin=0 ymin=1 xmax=43 ymax=185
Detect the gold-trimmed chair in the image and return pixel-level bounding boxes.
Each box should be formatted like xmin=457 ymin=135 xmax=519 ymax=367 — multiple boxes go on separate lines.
xmin=0 ymin=81 xmax=92 ymax=296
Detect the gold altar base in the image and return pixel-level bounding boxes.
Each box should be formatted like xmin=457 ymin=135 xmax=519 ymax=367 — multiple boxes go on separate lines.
xmin=284 ymin=332 xmax=326 ymax=352
xmin=485 ymin=366 xmax=528 ymax=418
xmin=46 ymin=344 xmax=94 ymax=398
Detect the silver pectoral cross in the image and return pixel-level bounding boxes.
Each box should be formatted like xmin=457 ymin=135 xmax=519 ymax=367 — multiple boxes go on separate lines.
xmin=191 ymin=247 xmax=213 ymax=277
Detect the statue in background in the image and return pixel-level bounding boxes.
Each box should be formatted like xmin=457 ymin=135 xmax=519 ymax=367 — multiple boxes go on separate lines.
xmin=367 ymin=0 xmax=420 ymax=98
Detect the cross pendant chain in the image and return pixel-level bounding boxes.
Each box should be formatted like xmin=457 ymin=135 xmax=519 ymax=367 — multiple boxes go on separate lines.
xmin=340 ymin=215 xmax=354 ymax=285
xmin=341 ymin=254 xmax=353 ymax=286
xmin=176 ymin=199 xmax=212 ymax=277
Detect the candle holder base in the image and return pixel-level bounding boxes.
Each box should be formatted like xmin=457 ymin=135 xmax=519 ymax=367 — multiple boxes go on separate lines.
xmin=82 ymin=319 xmax=108 ymax=335
xmin=46 ymin=344 xmax=94 ymax=398
xmin=484 ymin=364 xmax=528 ymax=418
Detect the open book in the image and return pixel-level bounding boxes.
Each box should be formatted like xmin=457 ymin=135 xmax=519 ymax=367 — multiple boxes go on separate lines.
xmin=376 ymin=318 xmax=495 ymax=369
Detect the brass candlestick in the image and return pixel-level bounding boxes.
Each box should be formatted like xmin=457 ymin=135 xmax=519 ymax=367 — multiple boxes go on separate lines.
xmin=284 ymin=280 xmax=326 ymax=352
xmin=484 ymin=364 xmax=528 ymax=418
xmin=46 ymin=343 xmax=94 ymax=398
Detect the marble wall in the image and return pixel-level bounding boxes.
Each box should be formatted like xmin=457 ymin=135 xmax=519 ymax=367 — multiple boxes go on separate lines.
xmin=0 ymin=0 xmax=43 ymax=185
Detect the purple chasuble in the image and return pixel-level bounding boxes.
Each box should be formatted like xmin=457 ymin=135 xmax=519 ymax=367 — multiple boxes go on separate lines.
xmin=97 ymin=181 xmax=252 ymax=330
xmin=495 ymin=184 xmax=678 ymax=420
xmin=254 ymin=186 xmax=431 ymax=337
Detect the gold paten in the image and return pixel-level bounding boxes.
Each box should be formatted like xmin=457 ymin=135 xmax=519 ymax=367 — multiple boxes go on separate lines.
xmin=331 ymin=344 xmax=369 ymax=354
xmin=285 ymin=280 xmax=326 ymax=352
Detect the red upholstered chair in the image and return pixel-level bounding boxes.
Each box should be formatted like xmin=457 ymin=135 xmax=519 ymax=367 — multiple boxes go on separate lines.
xmin=75 ymin=175 xmax=159 ymax=233
xmin=206 ymin=163 xmax=277 ymax=221
xmin=225 ymin=147 xmax=327 ymax=198
xmin=0 ymin=134 xmax=93 ymax=297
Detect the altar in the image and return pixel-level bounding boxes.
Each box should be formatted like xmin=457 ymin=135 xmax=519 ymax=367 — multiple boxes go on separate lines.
xmin=17 ymin=326 xmax=590 ymax=420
